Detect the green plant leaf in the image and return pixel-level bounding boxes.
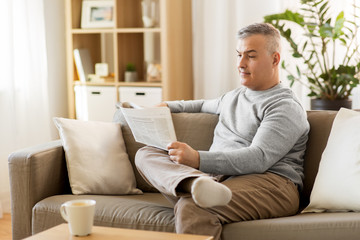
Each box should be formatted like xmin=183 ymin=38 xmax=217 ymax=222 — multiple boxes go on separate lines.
xmin=304 ymin=33 xmax=318 ymax=38
xmin=284 ymin=29 xmax=292 ymax=38
xmin=319 ymin=23 xmax=333 ymax=38
xmin=319 ymin=1 xmax=329 ymax=15
xmin=339 ymin=38 xmax=347 ymax=45
xmin=334 ymin=11 xmax=345 ymax=38
xmin=308 ymin=91 xmax=318 ymax=97
xmin=303 ymin=21 xmax=318 ymax=26
xmin=300 ymin=7 xmax=315 ymax=13
xmin=342 ymin=31 xmax=352 ymax=39
xmin=264 ymin=10 xmax=305 ymax=26
xmin=293 ymin=52 xmax=302 ymax=58
xmin=307 ymin=77 xmax=316 ymax=84
xmin=287 ymin=74 xmax=295 ymax=81
xmin=306 ymin=51 xmax=315 ymax=63
xmin=302 ymin=41 xmax=308 ymax=52
xmin=347 ymin=20 xmax=357 ymax=26
xmin=281 ymin=60 xmax=286 ymax=69
xmin=310 ymin=0 xmax=324 ymax=8
xmin=125 ymin=63 xmax=136 ymax=71
xmin=353 ymin=3 xmax=360 ymax=9
xmin=296 ymin=66 xmax=301 ymax=77
xmin=320 ymin=7 xmax=330 ymax=20
xmin=335 ymin=11 xmax=344 ymax=21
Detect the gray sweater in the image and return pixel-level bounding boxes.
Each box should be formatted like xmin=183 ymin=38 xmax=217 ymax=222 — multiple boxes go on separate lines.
xmin=167 ymin=84 xmax=309 ymax=190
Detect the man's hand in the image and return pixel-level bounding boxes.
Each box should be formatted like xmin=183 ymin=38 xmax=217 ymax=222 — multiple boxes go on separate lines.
xmin=154 ymin=102 xmax=168 ymax=107
xmin=167 ymin=141 xmax=200 ymax=169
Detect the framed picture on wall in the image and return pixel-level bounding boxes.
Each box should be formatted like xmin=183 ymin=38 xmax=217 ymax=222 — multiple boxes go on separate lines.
xmin=81 ymin=0 xmax=115 ymax=29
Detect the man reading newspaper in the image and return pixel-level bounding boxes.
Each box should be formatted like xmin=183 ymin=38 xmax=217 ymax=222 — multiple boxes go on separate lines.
xmin=134 ymin=23 xmax=309 ymax=240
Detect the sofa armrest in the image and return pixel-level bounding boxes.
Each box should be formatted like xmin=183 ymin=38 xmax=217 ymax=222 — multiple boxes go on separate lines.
xmin=8 ymin=140 xmax=70 ymax=240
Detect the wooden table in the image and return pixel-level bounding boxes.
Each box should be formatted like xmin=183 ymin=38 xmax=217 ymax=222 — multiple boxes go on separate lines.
xmin=25 ymin=224 xmax=214 ymax=240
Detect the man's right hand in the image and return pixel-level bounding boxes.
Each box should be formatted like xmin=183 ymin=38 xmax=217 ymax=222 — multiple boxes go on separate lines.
xmin=167 ymin=141 xmax=200 ymax=169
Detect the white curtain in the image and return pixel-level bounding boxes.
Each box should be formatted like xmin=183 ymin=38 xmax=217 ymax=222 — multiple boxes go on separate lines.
xmin=0 ymin=0 xmax=51 ymax=215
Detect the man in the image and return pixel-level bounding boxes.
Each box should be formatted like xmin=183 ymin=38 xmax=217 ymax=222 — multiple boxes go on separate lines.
xmin=135 ymin=23 xmax=309 ymax=240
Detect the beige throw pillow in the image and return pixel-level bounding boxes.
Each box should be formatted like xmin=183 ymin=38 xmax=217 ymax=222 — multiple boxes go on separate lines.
xmin=53 ymin=117 xmax=142 ymax=195
xmin=302 ymin=108 xmax=360 ymax=213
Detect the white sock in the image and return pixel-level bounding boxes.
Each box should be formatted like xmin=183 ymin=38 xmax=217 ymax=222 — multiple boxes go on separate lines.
xmin=191 ymin=177 xmax=232 ymax=208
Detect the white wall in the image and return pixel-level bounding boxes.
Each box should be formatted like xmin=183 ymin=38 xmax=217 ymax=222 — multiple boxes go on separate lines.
xmin=43 ymin=0 xmax=68 ymax=137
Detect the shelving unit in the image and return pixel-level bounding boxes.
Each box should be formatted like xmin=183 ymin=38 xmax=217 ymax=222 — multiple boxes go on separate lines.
xmin=65 ymin=0 xmax=193 ymax=118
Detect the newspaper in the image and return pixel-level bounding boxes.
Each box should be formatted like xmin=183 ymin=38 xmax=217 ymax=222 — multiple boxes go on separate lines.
xmin=120 ymin=102 xmax=177 ymax=150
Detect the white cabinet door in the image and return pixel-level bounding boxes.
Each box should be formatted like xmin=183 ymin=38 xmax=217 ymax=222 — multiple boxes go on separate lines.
xmin=75 ymin=86 xmax=117 ymax=122
xmin=119 ymin=87 xmax=162 ymax=107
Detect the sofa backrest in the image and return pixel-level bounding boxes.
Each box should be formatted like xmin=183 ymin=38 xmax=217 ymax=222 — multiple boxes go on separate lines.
xmin=114 ymin=107 xmax=337 ymax=207
xmin=301 ymin=110 xmax=337 ymax=207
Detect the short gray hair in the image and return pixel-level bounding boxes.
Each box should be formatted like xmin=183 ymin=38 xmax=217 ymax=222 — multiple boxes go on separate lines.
xmin=237 ymin=23 xmax=281 ymax=54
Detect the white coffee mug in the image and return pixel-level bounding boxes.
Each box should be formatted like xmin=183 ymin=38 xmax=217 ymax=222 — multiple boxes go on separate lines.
xmin=60 ymin=199 xmax=96 ymax=236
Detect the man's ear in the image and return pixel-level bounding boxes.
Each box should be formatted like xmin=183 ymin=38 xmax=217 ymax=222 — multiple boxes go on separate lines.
xmin=273 ymin=52 xmax=280 ymax=66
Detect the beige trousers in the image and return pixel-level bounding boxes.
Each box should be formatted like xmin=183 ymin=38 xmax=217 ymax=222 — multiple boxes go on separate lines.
xmin=135 ymin=146 xmax=299 ymax=240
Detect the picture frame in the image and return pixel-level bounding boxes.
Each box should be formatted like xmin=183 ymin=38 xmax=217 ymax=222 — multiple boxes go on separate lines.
xmin=81 ymin=0 xmax=115 ymax=29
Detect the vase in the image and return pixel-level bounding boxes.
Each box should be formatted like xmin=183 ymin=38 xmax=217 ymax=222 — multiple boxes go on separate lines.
xmin=141 ymin=0 xmax=156 ymax=28
xmin=124 ymin=72 xmax=137 ymax=82
xmin=310 ymin=99 xmax=352 ymax=111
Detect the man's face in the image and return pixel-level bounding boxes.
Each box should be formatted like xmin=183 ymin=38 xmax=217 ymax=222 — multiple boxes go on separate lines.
xmin=236 ymin=34 xmax=279 ymax=91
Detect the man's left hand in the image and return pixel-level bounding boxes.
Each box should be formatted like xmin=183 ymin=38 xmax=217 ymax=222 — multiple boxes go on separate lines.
xmin=167 ymin=141 xmax=200 ymax=169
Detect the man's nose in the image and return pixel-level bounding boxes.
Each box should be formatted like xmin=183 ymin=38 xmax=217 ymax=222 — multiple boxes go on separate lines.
xmin=237 ymin=56 xmax=247 ymax=69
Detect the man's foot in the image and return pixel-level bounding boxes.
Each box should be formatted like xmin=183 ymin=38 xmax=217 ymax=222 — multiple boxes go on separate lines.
xmin=191 ymin=177 xmax=232 ymax=208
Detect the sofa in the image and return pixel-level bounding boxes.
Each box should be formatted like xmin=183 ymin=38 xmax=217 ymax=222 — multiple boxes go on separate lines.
xmin=8 ymin=108 xmax=360 ymax=240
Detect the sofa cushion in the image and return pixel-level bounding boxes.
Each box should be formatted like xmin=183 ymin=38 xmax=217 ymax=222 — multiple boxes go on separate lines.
xmin=32 ymin=194 xmax=175 ymax=235
xmin=222 ymin=212 xmax=360 ymax=240
xmin=113 ymin=106 xmax=219 ymax=192
xmin=32 ymin=194 xmax=360 ymax=240
xmin=53 ymin=118 xmax=142 ymax=195
xmin=303 ymin=108 xmax=360 ymax=212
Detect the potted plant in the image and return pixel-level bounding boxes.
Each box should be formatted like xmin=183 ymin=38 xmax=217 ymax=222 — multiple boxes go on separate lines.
xmin=264 ymin=0 xmax=360 ymax=110
xmin=124 ymin=63 xmax=138 ymax=82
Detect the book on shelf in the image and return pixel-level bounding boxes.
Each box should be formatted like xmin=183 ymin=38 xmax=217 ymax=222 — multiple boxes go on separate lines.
xmin=73 ymin=48 xmax=94 ymax=83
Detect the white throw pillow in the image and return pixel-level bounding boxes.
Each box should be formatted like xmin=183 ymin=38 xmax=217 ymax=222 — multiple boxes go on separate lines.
xmin=302 ymin=108 xmax=360 ymax=213
xmin=53 ymin=117 xmax=142 ymax=195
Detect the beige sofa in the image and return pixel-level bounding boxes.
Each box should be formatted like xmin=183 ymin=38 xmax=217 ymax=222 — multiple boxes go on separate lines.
xmin=8 ymin=108 xmax=360 ymax=240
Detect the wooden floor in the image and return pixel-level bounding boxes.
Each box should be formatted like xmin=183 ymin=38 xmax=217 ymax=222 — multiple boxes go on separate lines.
xmin=0 ymin=213 xmax=12 ymax=240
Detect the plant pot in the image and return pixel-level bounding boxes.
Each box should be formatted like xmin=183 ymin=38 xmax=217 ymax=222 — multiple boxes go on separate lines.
xmin=124 ymin=72 xmax=137 ymax=82
xmin=310 ymin=99 xmax=352 ymax=111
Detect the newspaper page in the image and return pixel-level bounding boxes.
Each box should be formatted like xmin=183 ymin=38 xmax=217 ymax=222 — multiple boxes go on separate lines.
xmin=120 ymin=102 xmax=177 ymax=150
